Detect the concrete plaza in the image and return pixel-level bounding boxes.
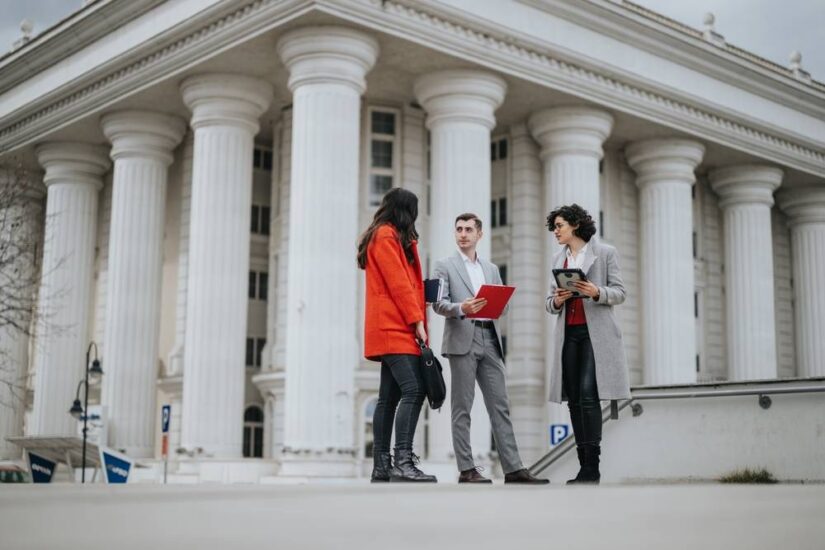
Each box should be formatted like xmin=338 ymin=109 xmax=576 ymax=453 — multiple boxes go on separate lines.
xmin=1 ymin=482 xmax=822 ymax=550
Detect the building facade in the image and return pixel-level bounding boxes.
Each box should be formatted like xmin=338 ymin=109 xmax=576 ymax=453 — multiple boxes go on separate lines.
xmin=1 ymin=0 xmax=823 ymax=481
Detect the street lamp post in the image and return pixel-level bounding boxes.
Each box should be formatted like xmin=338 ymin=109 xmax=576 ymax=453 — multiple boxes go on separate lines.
xmin=68 ymin=342 xmax=103 ymax=483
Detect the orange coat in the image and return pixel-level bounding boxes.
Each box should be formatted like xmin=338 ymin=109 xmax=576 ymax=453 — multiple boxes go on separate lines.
xmin=363 ymin=224 xmax=426 ymax=361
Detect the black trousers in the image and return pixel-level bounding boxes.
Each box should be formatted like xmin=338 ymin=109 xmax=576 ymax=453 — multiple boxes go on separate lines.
xmin=562 ymin=324 xmax=602 ymax=447
xmin=373 ymin=354 xmax=426 ymax=454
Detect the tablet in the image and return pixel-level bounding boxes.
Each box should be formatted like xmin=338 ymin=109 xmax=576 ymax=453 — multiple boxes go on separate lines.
xmin=552 ymin=268 xmax=588 ymax=299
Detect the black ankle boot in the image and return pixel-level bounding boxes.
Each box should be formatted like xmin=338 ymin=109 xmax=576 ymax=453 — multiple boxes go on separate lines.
xmin=568 ymin=445 xmax=600 ymax=485
xmin=390 ymin=449 xmax=437 ymax=483
xmin=371 ymin=452 xmax=392 ymax=483
xmin=566 ymin=446 xmax=586 ymax=485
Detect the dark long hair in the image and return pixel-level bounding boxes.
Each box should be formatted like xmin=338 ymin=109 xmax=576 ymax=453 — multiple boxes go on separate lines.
xmin=357 ymin=188 xmax=419 ymax=269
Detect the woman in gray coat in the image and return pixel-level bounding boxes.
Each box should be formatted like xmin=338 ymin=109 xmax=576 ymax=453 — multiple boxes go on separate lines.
xmin=546 ymin=204 xmax=630 ymax=484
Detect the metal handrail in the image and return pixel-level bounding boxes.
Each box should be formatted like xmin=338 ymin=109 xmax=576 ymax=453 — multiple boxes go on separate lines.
xmin=527 ymin=380 xmax=825 ymax=476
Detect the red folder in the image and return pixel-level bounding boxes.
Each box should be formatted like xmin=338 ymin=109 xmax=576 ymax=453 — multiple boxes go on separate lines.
xmin=466 ymin=284 xmax=516 ymax=319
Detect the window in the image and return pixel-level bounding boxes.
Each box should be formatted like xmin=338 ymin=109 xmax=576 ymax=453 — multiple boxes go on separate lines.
xmin=245 ymin=337 xmax=266 ymax=369
xmin=490 ymin=138 xmax=508 ymax=161
xmin=248 ymin=271 xmax=268 ymax=301
xmin=490 ymin=198 xmax=507 ymax=228
xmin=252 ymin=146 xmax=273 ymax=172
xmin=251 ymin=205 xmax=271 ymax=236
xmin=243 ymin=405 xmax=264 ymax=458
xmin=367 ymin=109 xmax=399 ymax=207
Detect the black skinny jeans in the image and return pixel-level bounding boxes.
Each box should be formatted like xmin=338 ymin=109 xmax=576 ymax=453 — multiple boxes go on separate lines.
xmin=373 ymin=354 xmax=426 ymax=454
xmin=562 ymin=324 xmax=602 ymax=447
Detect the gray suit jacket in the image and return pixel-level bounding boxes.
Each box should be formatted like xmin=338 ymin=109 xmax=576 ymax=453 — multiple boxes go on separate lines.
xmin=432 ymin=251 xmax=506 ymax=357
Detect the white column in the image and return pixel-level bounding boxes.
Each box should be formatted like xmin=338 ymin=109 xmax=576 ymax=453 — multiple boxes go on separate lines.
xmin=31 ymin=143 xmax=110 ymax=435
xmin=778 ymin=187 xmax=825 ymax=378
xmin=100 ymin=111 xmax=186 ymax=457
xmin=0 ymin=173 xmax=44 ymax=459
xmin=626 ymin=139 xmax=704 ymax=385
xmin=709 ymin=165 xmax=783 ymax=381
xmin=414 ymin=70 xmax=506 ymax=466
xmin=180 ymin=74 xmax=272 ymax=458
xmin=402 ymin=104 xmax=428 ymax=264
xmin=506 ymin=123 xmax=546 ymax=464
xmin=528 ymin=106 xmax=613 ymax=226
xmin=277 ymin=27 xmax=378 ymax=476
xmin=273 ymin=109 xmax=291 ymax=372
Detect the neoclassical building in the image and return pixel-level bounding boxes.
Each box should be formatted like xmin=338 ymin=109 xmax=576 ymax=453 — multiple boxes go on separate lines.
xmin=1 ymin=0 xmax=823 ymax=481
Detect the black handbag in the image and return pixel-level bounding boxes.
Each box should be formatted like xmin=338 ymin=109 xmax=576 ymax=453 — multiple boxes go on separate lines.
xmin=418 ymin=339 xmax=446 ymax=410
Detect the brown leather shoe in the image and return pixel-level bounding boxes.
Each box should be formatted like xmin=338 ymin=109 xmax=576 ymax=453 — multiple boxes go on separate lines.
xmin=504 ymin=468 xmax=550 ymax=485
xmin=458 ymin=467 xmax=493 ymax=484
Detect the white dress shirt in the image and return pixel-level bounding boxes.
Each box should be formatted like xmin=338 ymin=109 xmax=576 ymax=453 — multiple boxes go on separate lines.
xmin=460 ymin=250 xmax=491 ymax=321
xmin=565 ymin=243 xmax=588 ymax=270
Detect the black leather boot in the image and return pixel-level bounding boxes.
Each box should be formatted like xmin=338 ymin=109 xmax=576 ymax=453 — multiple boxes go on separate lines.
xmin=389 ymin=449 xmax=437 ymax=483
xmin=371 ymin=451 xmax=392 ymax=483
xmin=568 ymin=445 xmax=600 ymax=484
xmin=566 ymin=446 xmax=586 ymax=485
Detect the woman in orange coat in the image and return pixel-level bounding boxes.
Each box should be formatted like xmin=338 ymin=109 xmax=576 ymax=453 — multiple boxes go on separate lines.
xmin=357 ymin=188 xmax=436 ymax=483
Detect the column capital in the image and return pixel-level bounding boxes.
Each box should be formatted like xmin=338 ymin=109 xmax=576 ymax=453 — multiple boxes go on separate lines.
xmin=527 ymin=106 xmax=613 ymax=160
xmin=101 ymin=110 xmax=187 ymax=165
xmin=414 ymin=70 xmax=507 ymax=130
xmin=180 ymin=73 xmax=273 ymax=132
xmin=35 ymin=142 xmax=110 ymax=190
xmin=709 ymin=164 xmax=783 ymax=209
xmin=277 ymin=26 xmax=379 ymax=94
xmin=625 ymin=138 xmax=705 ymax=188
xmin=777 ymin=186 xmax=825 ymax=226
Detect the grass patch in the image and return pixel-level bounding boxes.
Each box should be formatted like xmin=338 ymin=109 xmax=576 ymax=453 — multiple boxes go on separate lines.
xmin=718 ymin=468 xmax=778 ymax=484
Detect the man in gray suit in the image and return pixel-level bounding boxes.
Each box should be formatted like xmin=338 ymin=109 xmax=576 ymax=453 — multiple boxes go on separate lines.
xmin=432 ymin=213 xmax=548 ymax=484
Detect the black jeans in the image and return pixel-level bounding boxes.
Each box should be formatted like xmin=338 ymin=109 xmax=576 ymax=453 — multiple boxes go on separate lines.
xmin=562 ymin=324 xmax=602 ymax=447
xmin=373 ymin=354 xmax=426 ymax=454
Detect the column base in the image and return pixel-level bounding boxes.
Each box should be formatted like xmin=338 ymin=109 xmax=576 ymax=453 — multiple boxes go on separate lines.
xmin=277 ymin=449 xmax=356 ymax=478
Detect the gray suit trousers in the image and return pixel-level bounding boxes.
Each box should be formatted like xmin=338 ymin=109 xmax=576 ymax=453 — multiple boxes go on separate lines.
xmin=450 ymin=325 xmax=523 ymax=474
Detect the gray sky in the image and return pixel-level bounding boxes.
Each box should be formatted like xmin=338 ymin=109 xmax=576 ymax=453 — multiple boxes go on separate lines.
xmin=1 ymin=0 xmax=823 ymax=80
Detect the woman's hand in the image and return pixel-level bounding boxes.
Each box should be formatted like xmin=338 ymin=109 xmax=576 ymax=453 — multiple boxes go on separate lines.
xmin=571 ymin=280 xmax=600 ymax=300
xmin=553 ymin=288 xmax=574 ymax=308
xmin=415 ymin=321 xmax=427 ymax=343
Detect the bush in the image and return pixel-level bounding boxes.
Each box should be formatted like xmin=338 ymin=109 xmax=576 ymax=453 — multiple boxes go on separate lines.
xmin=718 ymin=468 xmax=777 ymax=484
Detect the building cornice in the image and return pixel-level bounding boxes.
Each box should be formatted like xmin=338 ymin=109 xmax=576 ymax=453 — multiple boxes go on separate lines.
xmin=0 ymin=0 xmax=166 ymax=96
xmin=517 ymin=0 xmax=825 ymax=116
xmin=0 ymin=0 xmax=823 ymax=178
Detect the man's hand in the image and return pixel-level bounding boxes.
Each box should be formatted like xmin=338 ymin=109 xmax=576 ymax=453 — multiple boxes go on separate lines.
xmin=415 ymin=321 xmax=427 ymax=343
xmin=553 ymin=288 xmax=574 ymax=309
xmin=571 ymin=280 xmax=600 ymax=300
xmin=460 ymin=298 xmax=488 ymax=315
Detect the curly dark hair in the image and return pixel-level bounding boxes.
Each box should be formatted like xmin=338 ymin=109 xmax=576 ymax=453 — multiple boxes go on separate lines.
xmin=546 ymin=204 xmax=597 ymax=242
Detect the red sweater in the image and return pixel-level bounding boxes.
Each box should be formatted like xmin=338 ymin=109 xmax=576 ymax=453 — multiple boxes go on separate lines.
xmin=363 ymin=224 xmax=427 ymax=360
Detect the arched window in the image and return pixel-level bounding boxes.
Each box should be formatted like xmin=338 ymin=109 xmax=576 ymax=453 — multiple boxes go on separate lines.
xmin=364 ymin=397 xmax=377 ymax=459
xmin=243 ymin=405 xmax=264 ymax=458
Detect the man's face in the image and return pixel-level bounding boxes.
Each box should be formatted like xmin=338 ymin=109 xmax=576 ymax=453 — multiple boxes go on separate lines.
xmin=455 ymin=219 xmax=482 ymax=251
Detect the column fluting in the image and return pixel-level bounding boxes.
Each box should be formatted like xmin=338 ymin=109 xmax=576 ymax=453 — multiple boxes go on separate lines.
xmin=31 ymin=143 xmax=110 ymax=435
xmin=180 ymin=73 xmax=273 ymax=458
xmin=778 ymin=187 xmax=825 ymax=378
xmin=626 ymin=139 xmax=704 ymax=385
xmin=278 ymin=27 xmax=378 ymax=476
xmin=100 ymin=110 xmax=186 ymax=457
xmin=709 ymin=165 xmax=783 ymax=381
xmin=414 ymin=69 xmax=506 ymax=466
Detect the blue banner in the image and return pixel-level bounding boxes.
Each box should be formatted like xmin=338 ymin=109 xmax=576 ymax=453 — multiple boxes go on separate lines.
xmin=28 ymin=452 xmax=56 ymax=483
xmin=101 ymin=449 xmax=133 ymax=484
xmin=161 ymin=404 xmax=171 ymax=434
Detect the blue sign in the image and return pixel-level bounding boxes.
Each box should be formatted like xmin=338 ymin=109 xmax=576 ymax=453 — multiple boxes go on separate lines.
xmin=550 ymin=424 xmax=570 ymax=445
xmin=28 ymin=452 xmax=56 ymax=483
xmin=161 ymin=405 xmax=171 ymax=434
xmin=101 ymin=449 xmax=133 ymax=484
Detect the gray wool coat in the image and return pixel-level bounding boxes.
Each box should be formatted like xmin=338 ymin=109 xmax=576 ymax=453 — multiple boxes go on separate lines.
xmin=546 ymin=239 xmax=631 ymax=403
